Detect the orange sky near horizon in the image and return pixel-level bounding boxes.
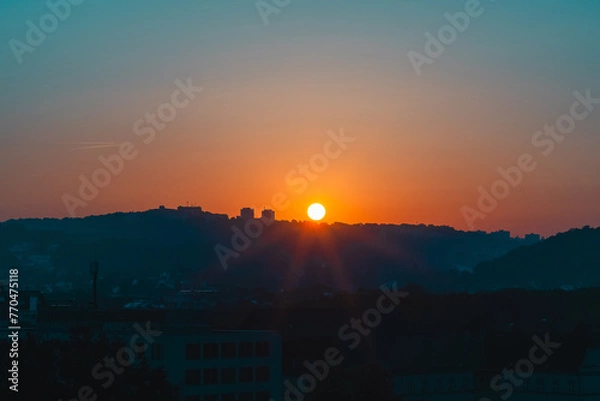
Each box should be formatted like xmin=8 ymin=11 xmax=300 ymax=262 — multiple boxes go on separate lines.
xmin=2 ymin=80 xmax=600 ymax=237
xmin=1 ymin=1 xmax=600 ymax=238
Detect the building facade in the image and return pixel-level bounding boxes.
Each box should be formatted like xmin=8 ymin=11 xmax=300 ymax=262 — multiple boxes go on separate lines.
xmin=240 ymin=208 xmax=255 ymax=220
xmin=147 ymin=328 xmax=282 ymax=401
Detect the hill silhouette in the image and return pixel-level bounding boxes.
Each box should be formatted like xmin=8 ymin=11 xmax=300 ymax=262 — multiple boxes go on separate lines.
xmin=0 ymin=208 xmax=595 ymax=294
xmin=472 ymin=226 xmax=600 ymax=290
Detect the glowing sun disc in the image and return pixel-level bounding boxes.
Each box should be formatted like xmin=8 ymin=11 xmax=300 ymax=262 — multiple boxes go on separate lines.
xmin=307 ymin=203 xmax=326 ymax=221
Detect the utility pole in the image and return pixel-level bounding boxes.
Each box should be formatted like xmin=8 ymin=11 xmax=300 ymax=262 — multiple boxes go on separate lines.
xmin=90 ymin=251 xmax=99 ymax=308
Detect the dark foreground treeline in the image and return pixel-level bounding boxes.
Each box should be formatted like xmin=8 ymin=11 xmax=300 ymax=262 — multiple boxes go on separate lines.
xmin=0 ymin=329 xmax=178 ymax=401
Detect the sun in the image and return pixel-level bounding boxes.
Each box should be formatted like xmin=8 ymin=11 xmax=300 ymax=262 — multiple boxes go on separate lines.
xmin=307 ymin=203 xmax=326 ymax=221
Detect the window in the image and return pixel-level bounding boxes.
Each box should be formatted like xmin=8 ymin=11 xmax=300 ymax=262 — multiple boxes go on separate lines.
xmin=239 ymin=393 xmax=253 ymax=401
xmin=185 ymin=343 xmax=201 ymax=360
xmin=463 ymin=376 xmax=469 ymax=389
xmin=150 ymin=343 xmax=163 ymax=361
xmin=256 ymin=366 xmax=270 ymax=382
xmin=185 ymin=369 xmax=201 ymax=385
xmin=537 ymin=378 xmax=544 ymax=392
xmin=204 ymin=368 xmax=218 ymax=385
xmin=205 ymin=395 xmax=218 ymax=401
xmin=407 ymin=381 xmax=414 ymax=394
xmin=239 ymin=367 xmax=253 ymax=383
xmin=255 ymin=392 xmax=270 ymax=401
xmin=222 ymin=394 xmax=236 ymax=401
xmin=222 ymin=367 xmax=236 ymax=384
xmin=204 ymin=343 xmax=219 ymax=359
xmin=552 ymin=379 xmax=559 ymax=393
xmin=222 ymin=342 xmax=236 ymax=358
xmin=255 ymin=341 xmax=270 ymax=357
xmin=568 ymin=380 xmax=576 ymax=393
xmin=185 ymin=396 xmax=201 ymax=401
xmin=239 ymin=342 xmax=253 ymax=358
xmin=448 ymin=378 xmax=455 ymax=390
xmin=422 ymin=379 xmax=428 ymax=393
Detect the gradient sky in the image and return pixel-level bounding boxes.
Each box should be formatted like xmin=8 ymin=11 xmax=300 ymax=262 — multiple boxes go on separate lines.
xmin=1 ymin=0 xmax=599 ymax=236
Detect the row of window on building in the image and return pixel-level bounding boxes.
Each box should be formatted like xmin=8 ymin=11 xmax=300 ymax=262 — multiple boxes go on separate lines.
xmin=405 ymin=376 xmax=471 ymax=393
xmin=186 ymin=391 xmax=271 ymax=401
xmin=404 ymin=376 xmax=579 ymax=394
xmin=513 ymin=377 xmax=578 ymax=393
xmin=150 ymin=341 xmax=271 ymax=361
xmin=185 ymin=366 xmax=271 ymax=385
xmin=186 ymin=342 xmax=271 ymax=359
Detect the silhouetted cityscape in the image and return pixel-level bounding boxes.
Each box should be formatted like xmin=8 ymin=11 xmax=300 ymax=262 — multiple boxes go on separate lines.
xmin=1 ymin=205 xmax=599 ymax=400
